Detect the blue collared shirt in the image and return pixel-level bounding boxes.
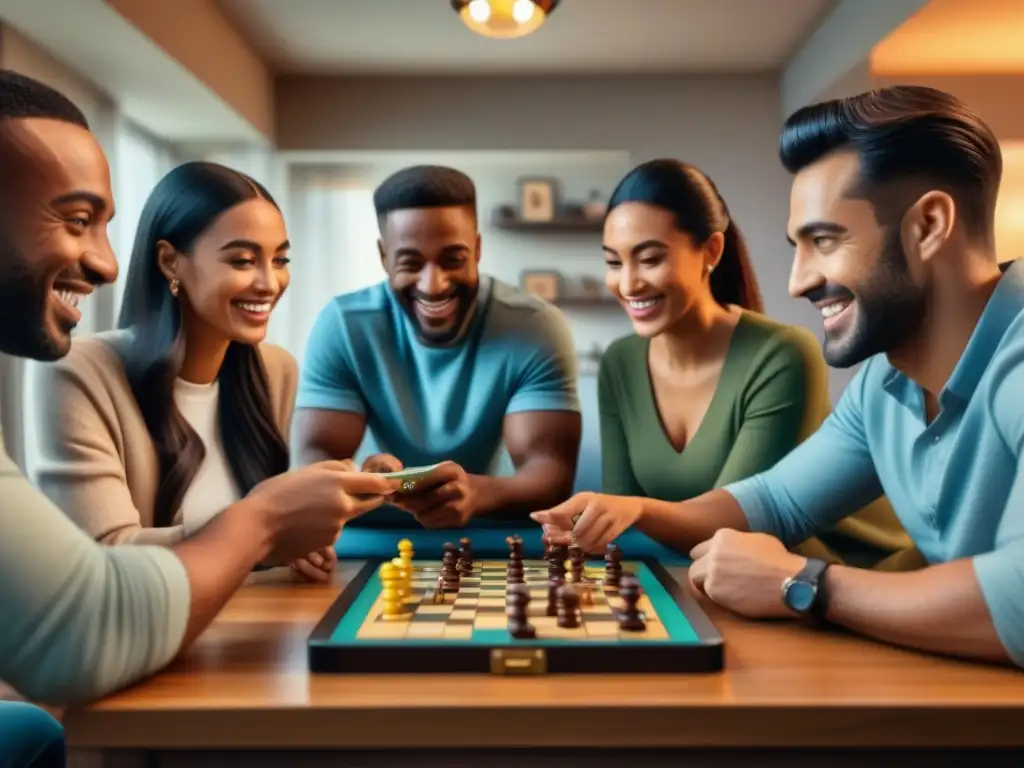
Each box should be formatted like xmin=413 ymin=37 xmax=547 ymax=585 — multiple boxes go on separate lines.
xmin=726 ymin=260 xmax=1024 ymax=666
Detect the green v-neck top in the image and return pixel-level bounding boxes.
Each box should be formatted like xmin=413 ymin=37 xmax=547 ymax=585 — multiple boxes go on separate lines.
xmin=598 ymin=311 xmax=917 ymax=568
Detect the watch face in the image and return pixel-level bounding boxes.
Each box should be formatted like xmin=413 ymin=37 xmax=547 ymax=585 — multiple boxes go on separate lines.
xmin=785 ymin=581 xmax=817 ymax=612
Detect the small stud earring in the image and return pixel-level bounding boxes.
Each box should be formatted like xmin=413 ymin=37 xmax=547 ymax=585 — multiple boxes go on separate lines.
xmin=169 ymin=278 xmax=179 ymax=297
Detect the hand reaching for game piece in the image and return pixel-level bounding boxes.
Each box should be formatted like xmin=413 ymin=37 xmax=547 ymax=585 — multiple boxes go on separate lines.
xmin=289 ymin=545 xmax=338 ymax=583
xmin=688 ymin=529 xmax=807 ymax=619
xmin=530 ymin=492 xmax=644 ymax=553
xmin=245 ymin=461 xmax=401 ymax=564
xmin=390 ymin=461 xmax=477 ymax=528
xmin=361 ymin=453 xmax=403 ymax=473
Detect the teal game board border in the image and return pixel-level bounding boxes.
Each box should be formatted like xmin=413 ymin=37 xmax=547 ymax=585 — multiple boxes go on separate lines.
xmin=308 ymin=558 xmax=723 ymax=674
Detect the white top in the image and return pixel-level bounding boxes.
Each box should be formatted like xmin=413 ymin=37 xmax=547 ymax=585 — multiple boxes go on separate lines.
xmin=174 ymin=378 xmax=241 ymax=534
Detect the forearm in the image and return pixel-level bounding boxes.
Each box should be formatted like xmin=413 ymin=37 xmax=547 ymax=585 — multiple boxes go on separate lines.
xmin=170 ymin=499 xmax=272 ymax=648
xmin=471 ymin=457 xmax=575 ymax=519
xmin=636 ymin=490 xmax=751 ymax=553
xmin=822 ymin=559 xmax=1008 ymax=663
xmin=104 ymin=523 xmax=186 ymax=546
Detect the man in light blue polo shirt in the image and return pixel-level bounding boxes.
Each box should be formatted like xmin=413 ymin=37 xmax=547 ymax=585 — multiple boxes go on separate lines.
xmin=294 ymin=165 xmax=581 ymax=529
xmin=532 ymin=86 xmax=1024 ymax=668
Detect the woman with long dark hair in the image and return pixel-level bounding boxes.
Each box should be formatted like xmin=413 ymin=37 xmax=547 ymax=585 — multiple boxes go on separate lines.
xmin=32 ymin=161 xmax=346 ymax=581
xmin=550 ymin=159 xmax=914 ymax=567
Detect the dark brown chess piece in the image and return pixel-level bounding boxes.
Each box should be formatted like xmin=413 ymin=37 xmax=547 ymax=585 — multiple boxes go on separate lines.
xmin=546 ymin=575 xmax=564 ymax=616
xmin=506 ymin=534 xmax=524 ymax=560
xmin=442 ymin=547 xmax=461 ymax=592
xmin=548 ymin=543 xmax=568 ymax=580
xmin=616 ymin=574 xmax=645 ymax=630
xmin=603 ymin=542 xmax=623 ymax=587
xmin=506 ymin=583 xmax=536 ymax=639
xmin=568 ymin=543 xmax=585 ymax=582
xmin=458 ymin=537 xmax=473 ymax=574
xmin=556 ymin=583 xmax=581 ymax=628
xmin=506 ymin=559 xmax=524 ymax=584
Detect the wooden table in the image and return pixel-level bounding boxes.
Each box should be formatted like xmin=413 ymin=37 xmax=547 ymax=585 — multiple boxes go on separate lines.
xmin=64 ymin=562 xmax=1024 ymax=767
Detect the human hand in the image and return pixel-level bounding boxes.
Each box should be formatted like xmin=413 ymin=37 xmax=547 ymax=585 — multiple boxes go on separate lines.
xmin=687 ymin=529 xmax=807 ymax=619
xmin=391 ymin=461 xmax=476 ymax=528
xmin=289 ymin=545 xmax=338 ymax=583
xmin=247 ymin=461 xmax=401 ymax=563
xmin=530 ymin=492 xmax=643 ymax=553
xmin=361 ymin=453 xmax=403 ymax=473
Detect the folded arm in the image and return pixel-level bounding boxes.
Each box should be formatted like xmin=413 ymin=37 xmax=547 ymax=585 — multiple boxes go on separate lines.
xmin=818 ymin=556 xmax=1010 ymax=664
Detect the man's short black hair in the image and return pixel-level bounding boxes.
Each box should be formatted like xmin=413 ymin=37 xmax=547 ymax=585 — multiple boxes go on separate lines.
xmin=779 ymin=85 xmax=1001 ymax=243
xmin=373 ymin=165 xmax=476 ymax=229
xmin=0 ymin=69 xmax=88 ymax=127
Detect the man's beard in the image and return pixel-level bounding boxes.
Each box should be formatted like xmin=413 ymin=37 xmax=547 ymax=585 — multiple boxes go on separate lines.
xmin=813 ymin=227 xmax=929 ymax=369
xmin=400 ymin=282 xmax=478 ymax=346
xmin=0 ymin=234 xmax=69 ymax=361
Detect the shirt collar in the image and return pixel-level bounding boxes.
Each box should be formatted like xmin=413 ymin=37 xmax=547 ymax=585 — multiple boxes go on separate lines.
xmin=882 ymin=259 xmax=1024 ymax=406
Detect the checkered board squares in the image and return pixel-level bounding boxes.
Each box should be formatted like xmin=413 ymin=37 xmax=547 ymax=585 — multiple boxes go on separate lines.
xmin=354 ymin=559 xmax=669 ymax=642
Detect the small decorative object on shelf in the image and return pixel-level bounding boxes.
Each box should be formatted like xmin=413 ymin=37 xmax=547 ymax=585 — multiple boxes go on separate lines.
xmin=518 ymin=177 xmax=559 ymax=222
xmin=520 ymin=270 xmax=563 ymax=302
xmin=583 ymin=189 xmax=607 ymax=220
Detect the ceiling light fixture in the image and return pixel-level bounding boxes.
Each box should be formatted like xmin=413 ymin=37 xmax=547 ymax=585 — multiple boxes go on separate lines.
xmin=450 ymin=0 xmax=560 ymax=39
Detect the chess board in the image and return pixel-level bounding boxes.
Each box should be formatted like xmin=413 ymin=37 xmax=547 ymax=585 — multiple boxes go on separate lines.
xmin=308 ymin=558 xmax=723 ymax=674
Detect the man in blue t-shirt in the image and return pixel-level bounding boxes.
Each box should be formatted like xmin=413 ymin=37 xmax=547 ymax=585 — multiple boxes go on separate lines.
xmin=293 ymin=165 xmax=582 ymax=529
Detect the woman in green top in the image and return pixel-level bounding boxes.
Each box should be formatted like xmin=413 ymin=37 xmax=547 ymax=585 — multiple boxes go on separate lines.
xmin=588 ymin=159 xmax=915 ymax=568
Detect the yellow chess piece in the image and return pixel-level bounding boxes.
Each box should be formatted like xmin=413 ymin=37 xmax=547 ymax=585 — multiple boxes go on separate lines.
xmin=392 ymin=556 xmax=411 ymax=600
xmin=398 ymin=538 xmax=414 ymax=565
xmin=379 ymin=562 xmax=407 ymax=621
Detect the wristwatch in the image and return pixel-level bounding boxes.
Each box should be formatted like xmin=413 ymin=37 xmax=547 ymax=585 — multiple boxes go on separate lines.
xmin=780 ymin=557 xmax=830 ymax=618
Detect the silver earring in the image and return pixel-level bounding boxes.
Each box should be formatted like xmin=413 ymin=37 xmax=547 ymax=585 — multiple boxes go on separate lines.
xmin=169 ymin=278 xmax=179 ymax=297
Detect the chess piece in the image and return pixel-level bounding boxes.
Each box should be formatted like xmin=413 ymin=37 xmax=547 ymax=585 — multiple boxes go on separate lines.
xmin=579 ymin=580 xmax=595 ymax=606
xmin=398 ymin=537 xmax=414 ymax=562
xmin=442 ymin=547 xmax=461 ymax=592
xmin=458 ymin=537 xmax=473 ymax=574
xmin=616 ymin=574 xmax=646 ymax=630
xmin=380 ymin=562 xmax=406 ymax=620
xmin=432 ymin=573 xmax=446 ymax=604
xmin=604 ymin=542 xmax=623 ymax=587
xmin=391 ymin=556 xmax=411 ymax=600
xmin=506 ymin=534 xmax=524 ymax=560
xmin=546 ymin=575 xmax=564 ymax=616
xmin=568 ymin=544 xmax=585 ymax=582
xmin=556 ymin=583 xmax=581 ymax=628
xmin=548 ymin=544 xmax=568 ymax=580
xmin=507 ymin=560 xmax=524 ymax=584
xmin=506 ymin=583 xmax=536 ymax=639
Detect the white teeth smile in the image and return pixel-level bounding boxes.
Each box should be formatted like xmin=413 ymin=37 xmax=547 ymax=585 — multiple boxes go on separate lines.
xmin=417 ymin=298 xmax=455 ymax=314
xmin=820 ymin=301 xmax=852 ymax=319
xmin=628 ymin=298 xmax=660 ymax=309
xmin=235 ymin=302 xmax=272 ymax=313
xmin=53 ymin=289 xmax=82 ymax=309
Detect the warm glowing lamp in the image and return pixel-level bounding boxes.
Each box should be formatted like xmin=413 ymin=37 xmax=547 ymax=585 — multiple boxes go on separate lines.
xmin=450 ymin=0 xmax=560 ymax=39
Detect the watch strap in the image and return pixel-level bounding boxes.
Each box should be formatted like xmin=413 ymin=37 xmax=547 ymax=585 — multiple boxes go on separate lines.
xmin=797 ymin=557 xmax=830 ymax=619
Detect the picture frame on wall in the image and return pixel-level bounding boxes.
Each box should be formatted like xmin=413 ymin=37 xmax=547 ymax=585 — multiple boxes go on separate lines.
xmin=518 ymin=177 xmax=559 ymax=221
xmin=520 ymin=269 xmax=563 ymax=302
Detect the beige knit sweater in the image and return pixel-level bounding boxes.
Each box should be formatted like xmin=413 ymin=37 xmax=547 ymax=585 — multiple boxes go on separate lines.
xmin=30 ymin=330 xmax=298 ymax=545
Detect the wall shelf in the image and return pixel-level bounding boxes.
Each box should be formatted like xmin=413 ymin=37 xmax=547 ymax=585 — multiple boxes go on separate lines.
xmin=491 ymin=210 xmax=602 ymax=232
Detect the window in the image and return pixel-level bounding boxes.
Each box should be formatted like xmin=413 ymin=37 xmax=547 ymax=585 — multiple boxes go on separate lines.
xmin=281 ymin=167 xmax=385 ymax=362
